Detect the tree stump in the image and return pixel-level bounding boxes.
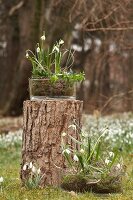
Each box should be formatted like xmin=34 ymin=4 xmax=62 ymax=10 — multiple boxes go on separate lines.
xmin=20 ymin=99 xmax=83 ymax=187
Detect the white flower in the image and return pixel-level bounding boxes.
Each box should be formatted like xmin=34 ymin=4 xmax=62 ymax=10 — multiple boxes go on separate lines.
xmin=29 ymin=162 xmax=33 ymax=169
xmin=63 ymin=149 xmax=71 ymax=154
xmin=0 ymin=177 xmax=4 ymax=183
xmin=36 ymin=47 xmax=40 ymax=53
xmin=116 ymin=163 xmax=121 ymax=169
xmin=59 ymin=39 xmax=64 ymax=45
xmin=73 ymin=154 xmax=79 ymax=162
xmin=109 ymin=152 xmax=114 ymax=157
xmin=71 ymin=44 xmax=82 ymax=52
xmin=26 ymin=52 xmax=29 ymax=58
xmin=105 ymin=158 xmax=110 ymax=165
xmin=41 ymin=34 xmax=45 ymax=41
xmin=32 ymin=166 xmax=37 ymax=173
xmin=68 ymin=124 xmax=76 ymax=130
xmin=80 ymin=149 xmax=85 ymax=153
xmin=53 ymin=46 xmax=59 ymax=52
xmin=23 ymin=164 xmax=27 ymax=171
xmin=62 ymin=132 xmax=67 ymax=137
xmin=37 ymin=168 xmax=41 ymax=174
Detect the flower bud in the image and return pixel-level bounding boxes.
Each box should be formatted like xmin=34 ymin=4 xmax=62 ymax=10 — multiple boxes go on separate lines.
xmin=37 ymin=47 xmax=40 ymax=53
xmin=41 ymin=35 xmax=45 ymax=41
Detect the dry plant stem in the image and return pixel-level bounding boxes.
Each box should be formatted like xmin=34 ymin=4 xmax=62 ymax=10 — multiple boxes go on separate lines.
xmin=21 ymin=99 xmax=83 ymax=186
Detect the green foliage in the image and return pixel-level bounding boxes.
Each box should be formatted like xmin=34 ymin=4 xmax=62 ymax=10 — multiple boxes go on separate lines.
xmin=22 ymin=162 xmax=44 ymax=189
xmin=25 ymin=174 xmax=42 ymax=189
xmin=62 ymin=126 xmax=121 ymax=175
xmin=26 ymin=33 xmax=85 ymax=83
xmin=61 ymin=125 xmax=124 ymax=193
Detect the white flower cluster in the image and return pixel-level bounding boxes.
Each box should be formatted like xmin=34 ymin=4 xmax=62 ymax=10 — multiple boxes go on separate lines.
xmin=0 ymin=129 xmax=22 ymax=148
xmin=82 ymin=113 xmax=133 ymax=152
xmin=23 ymin=162 xmax=41 ymax=174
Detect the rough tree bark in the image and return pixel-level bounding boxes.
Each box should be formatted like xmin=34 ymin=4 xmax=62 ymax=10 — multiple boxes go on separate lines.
xmin=20 ymin=99 xmax=83 ymax=186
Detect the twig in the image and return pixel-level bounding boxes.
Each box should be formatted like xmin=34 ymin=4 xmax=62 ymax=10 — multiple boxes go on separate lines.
xmin=84 ymin=26 xmax=133 ymax=32
xmin=100 ymin=90 xmax=133 ymax=113
xmin=9 ymin=1 xmax=24 ymax=16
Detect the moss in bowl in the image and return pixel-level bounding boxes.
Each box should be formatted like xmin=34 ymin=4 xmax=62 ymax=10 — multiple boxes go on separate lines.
xmin=61 ymin=170 xmax=123 ymax=194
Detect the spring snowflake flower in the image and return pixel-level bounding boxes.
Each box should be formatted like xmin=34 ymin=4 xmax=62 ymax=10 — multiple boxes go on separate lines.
xmin=105 ymin=158 xmax=110 ymax=165
xmin=32 ymin=166 xmax=37 ymax=173
xmin=109 ymin=152 xmax=114 ymax=157
xmin=62 ymin=132 xmax=67 ymax=137
xmin=41 ymin=34 xmax=45 ymax=41
xmin=36 ymin=47 xmax=40 ymax=53
xmin=53 ymin=46 xmax=59 ymax=52
xmin=63 ymin=149 xmax=71 ymax=154
xmin=80 ymin=149 xmax=85 ymax=153
xmin=73 ymin=154 xmax=79 ymax=162
xmin=116 ymin=163 xmax=121 ymax=169
xmin=59 ymin=39 xmax=64 ymax=45
xmin=68 ymin=124 xmax=76 ymax=130
xmin=0 ymin=177 xmax=4 ymax=183
xmin=29 ymin=162 xmax=33 ymax=169
xmin=23 ymin=164 xmax=27 ymax=171
xmin=37 ymin=168 xmax=41 ymax=174
xmin=26 ymin=52 xmax=29 ymax=58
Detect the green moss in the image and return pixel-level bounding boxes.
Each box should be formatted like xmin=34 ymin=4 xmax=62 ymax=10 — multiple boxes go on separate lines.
xmin=61 ymin=174 xmax=88 ymax=192
xmin=61 ymin=173 xmax=122 ymax=194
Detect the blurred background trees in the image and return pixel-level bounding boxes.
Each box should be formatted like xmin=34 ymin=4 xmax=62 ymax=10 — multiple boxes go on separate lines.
xmin=0 ymin=0 xmax=133 ymax=116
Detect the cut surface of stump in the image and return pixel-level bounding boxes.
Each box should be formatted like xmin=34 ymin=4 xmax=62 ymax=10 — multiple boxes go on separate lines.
xmin=21 ymin=99 xmax=83 ymax=186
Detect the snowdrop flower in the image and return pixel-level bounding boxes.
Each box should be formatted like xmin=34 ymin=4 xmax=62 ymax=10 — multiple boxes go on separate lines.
xmin=53 ymin=46 xmax=59 ymax=52
xmin=62 ymin=132 xmax=67 ymax=137
xmin=63 ymin=149 xmax=71 ymax=154
xmin=36 ymin=47 xmax=40 ymax=53
xmin=105 ymin=158 xmax=110 ymax=165
xmin=26 ymin=52 xmax=29 ymax=58
xmin=0 ymin=177 xmax=4 ymax=183
xmin=37 ymin=168 xmax=41 ymax=174
xmin=32 ymin=166 xmax=37 ymax=173
xmin=68 ymin=124 xmax=76 ymax=130
xmin=23 ymin=164 xmax=27 ymax=171
xmin=116 ymin=163 xmax=121 ymax=169
xmin=41 ymin=34 xmax=45 ymax=41
xmin=109 ymin=152 xmax=114 ymax=157
xmin=73 ymin=154 xmax=79 ymax=162
xmin=29 ymin=162 xmax=33 ymax=169
xmin=71 ymin=44 xmax=82 ymax=52
xmin=80 ymin=149 xmax=85 ymax=153
xmin=59 ymin=39 xmax=64 ymax=45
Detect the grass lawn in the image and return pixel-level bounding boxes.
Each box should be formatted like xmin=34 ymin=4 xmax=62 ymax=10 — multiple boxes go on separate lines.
xmin=0 ymin=146 xmax=132 ymax=200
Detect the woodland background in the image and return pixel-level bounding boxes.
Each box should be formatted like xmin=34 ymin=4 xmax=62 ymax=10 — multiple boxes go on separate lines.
xmin=0 ymin=0 xmax=133 ymax=116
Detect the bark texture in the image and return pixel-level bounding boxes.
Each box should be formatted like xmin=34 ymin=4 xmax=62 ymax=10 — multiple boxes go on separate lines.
xmin=21 ymin=99 xmax=83 ymax=186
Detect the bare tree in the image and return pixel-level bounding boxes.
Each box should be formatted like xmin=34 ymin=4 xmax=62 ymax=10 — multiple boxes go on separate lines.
xmin=0 ymin=0 xmax=132 ymax=115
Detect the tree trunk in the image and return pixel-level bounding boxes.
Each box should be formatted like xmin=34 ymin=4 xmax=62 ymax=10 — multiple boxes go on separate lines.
xmin=20 ymin=99 xmax=83 ymax=186
xmin=0 ymin=0 xmax=42 ymax=116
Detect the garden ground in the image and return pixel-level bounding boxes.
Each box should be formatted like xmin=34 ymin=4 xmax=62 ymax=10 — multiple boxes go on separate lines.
xmin=0 ymin=113 xmax=133 ymax=200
